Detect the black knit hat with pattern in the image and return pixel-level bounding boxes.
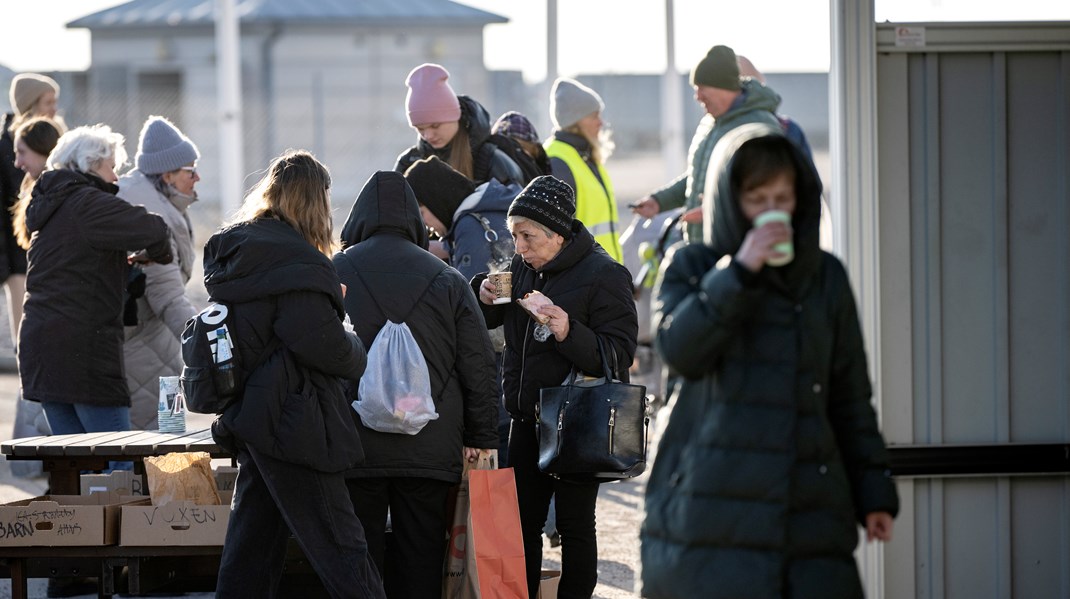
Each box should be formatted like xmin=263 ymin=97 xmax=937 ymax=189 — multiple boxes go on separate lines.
xmin=403 ymin=156 xmax=475 ymax=231
xmin=507 ymin=175 xmax=576 ymax=239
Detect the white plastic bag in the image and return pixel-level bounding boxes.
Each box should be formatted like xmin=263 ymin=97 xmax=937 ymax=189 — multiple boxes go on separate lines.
xmin=354 ymin=320 xmax=438 ymax=435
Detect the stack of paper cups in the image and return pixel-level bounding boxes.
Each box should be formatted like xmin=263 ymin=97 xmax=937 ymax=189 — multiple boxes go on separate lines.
xmin=158 ymin=376 xmax=187 ymax=434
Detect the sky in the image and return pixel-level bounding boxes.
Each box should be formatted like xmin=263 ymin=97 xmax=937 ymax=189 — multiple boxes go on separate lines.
xmin=0 ymin=0 xmax=1067 ymax=80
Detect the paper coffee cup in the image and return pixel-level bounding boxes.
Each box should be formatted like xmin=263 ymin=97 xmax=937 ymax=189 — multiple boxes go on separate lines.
xmin=753 ymin=210 xmax=794 ymax=267
xmin=489 ymin=272 xmax=512 ymax=304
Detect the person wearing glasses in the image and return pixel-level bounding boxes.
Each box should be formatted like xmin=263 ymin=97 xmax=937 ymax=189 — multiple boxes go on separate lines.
xmin=117 ymin=115 xmax=201 ymax=430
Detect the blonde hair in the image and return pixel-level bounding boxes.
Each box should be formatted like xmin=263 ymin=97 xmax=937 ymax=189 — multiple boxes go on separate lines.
xmin=563 ymin=121 xmax=615 ymax=164
xmin=232 ymin=150 xmax=335 ymax=256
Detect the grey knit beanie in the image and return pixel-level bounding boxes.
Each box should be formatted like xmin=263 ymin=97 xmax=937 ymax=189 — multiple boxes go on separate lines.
xmin=690 ymin=45 xmax=741 ymax=91
xmin=550 ymin=77 xmax=604 ymax=130
xmin=508 ymin=175 xmax=576 ymax=239
xmin=135 ymin=116 xmax=200 ymax=175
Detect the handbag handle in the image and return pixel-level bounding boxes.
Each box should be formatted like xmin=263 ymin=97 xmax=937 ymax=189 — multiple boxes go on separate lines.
xmin=594 ymin=336 xmax=618 ymax=382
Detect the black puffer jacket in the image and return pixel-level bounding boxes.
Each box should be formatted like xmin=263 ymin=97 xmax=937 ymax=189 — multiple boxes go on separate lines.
xmin=394 ymin=95 xmax=523 ymax=185
xmin=474 ymin=221 xmax=638 ymax=421
xmin=0 ymin=113 xmax=28 ymax=280
xmin=641 ymin=124 xmax=899 ymax=599
xmin=19 ymin=169 xmax=172 ymax=407
xmin=206 ymin=217 xmax=367 ymax=473
xmin=334 ymin=171 xmax=499 ymax=484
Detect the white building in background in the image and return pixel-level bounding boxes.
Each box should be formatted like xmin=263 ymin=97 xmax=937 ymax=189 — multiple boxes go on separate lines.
xmin=67 ymin=0 xmax=509 ymax=219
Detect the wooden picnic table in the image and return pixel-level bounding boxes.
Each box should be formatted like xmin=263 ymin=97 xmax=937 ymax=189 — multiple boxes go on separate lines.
xmin=0 ymin=428 xmax=230 ymax=495
xmin=0 ymin=429 xmax=247 ymax=598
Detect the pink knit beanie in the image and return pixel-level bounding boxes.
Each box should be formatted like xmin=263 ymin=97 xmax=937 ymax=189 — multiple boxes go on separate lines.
xmin=405 ymin=63 xmax=461 ymax=127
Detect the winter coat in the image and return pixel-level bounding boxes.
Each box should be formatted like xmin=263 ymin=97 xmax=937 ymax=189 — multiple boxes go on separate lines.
xmin=0 ymin=113 xmax=28 ymax=280
xmin=18 ymin=169 xmax=173 ymax=408
xmin=206 ymin=217 xmax=367 ymax=473
xmin=651 ymin=78 xmax=781 ymax=242
xmin=394 ymin=95 xmax=524 ymax=186
xmin=117 ymin=170 xmax=198 ymax=429
xmin=474 ymin=221 xmax=638 ymax=421
xmin=640 ymin=124 xmax=899 ymax=599
xmin=445 ymin=178 xmax=520 ymax=281
xmin=334 ymin=171 xmax=498 ymax=483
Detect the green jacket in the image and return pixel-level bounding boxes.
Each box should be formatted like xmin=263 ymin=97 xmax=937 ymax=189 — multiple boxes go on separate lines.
xmin=640 ymin=125 xmax=898 ymax=599
xmin=651 ymin=79 xmax=781 ymax=242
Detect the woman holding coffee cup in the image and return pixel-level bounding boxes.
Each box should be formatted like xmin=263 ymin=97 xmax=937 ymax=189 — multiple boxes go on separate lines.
xmin=641 ymin=124 xmax=898 ymax=598
xmin=473 ymin=175 xmax=637 ymax=599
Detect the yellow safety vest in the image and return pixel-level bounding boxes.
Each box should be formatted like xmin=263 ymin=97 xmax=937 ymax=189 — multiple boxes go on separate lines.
xmin=544 ymin=139 xmax=623 ymax=263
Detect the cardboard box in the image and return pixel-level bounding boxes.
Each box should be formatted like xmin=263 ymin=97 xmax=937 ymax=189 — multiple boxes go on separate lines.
xmin=0 ymin=492 xmax=147 ymax=547
xmin=80 ymin=470 xmax=147 ymax=496
xmin=120 ymin=492 xmax=232 ymax=546
xmin=536 ymin=569 xmax=561 ymax=599
xmin=214 ymin=465 xmax=238 ymax=493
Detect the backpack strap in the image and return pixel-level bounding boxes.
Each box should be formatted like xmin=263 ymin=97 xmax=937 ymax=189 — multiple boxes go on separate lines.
xmin=473 ymin=141 xmax=497 ymax=183
xmin=354 ymin=266 xmax=448 ymax=324
xmin=465 ymin=212 xmax=499 ymax=243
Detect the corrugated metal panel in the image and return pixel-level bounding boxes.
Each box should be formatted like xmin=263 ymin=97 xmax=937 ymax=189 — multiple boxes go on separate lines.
xmin=877 ymin=22 xmax=1070 ymax=599
xmin=68 ymin=0 xmax=507 ymax=29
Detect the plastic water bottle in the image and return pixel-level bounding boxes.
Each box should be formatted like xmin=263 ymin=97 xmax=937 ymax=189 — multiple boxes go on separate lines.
xmin=211 ymin=326 xmax=239 ymax=398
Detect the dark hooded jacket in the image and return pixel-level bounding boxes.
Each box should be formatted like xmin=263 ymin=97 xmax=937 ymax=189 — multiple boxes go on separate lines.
xmin=641 ymin=124 xmax=899 ymax=599
xmin=334 ymin=171 xmax=499 ymax=484
xmin=18 ymin=168 xmax=173 ymax=407
xmin=0 ymin=113 xmax=27 ymax=280
xmin=473 ymin=221 xmax=638 ymax=421
xmin=206 ymin=217 xmax=367 ymax=473
xmin=394 ymin=95 xmax=524 ymax=186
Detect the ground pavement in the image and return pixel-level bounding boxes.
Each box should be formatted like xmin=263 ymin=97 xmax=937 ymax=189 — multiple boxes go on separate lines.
xmin=0 ymin=363 xmax=649 ymax=599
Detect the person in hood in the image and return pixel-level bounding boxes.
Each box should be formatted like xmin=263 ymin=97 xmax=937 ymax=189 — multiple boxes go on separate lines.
xmin=117 ymin=115 xmax=201 ymax=430
xmin=640 ymin=124 xmax=898 ymax=599
xmin=208 ymin=151 xmax=384 ymax=599
xmin=474 ymin=175 xmax=638 ymax=599
xmin=18 ymin=124 xmax=173 ymax=453
xmin=394 ymin=63 xmax=523 ymax=186
xmin=333 ymin=171 xmax=499 ymax=597
xmin=403 ymin=156 xmax=518 ymax=465
xmin=631 ymin=44 xmax=782 ymax=243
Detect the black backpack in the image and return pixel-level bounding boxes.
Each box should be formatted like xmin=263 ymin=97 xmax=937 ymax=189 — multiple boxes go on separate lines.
xmin=179 ymin=303 xmax=241 ymax=414
xmin=179 ymin=302 xmax=279 ymax=414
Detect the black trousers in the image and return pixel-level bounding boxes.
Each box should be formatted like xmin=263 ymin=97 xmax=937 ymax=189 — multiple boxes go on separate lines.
xmin=216 ymin=446 xmax=385 ymax=599
xmin=346 ymin=476 xmax=453 ymax=599
xmin=510 ymin=418 xmax=601 ymax=599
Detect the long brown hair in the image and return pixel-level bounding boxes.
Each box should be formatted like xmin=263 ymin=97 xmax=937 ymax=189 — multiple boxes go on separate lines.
xmin=232 ymin=150 xmax=335 ymax=256
xmin=12 ymin=117 xmax=62 ymax=249
xmin=444 ymin=125 xmax=473 ymax=179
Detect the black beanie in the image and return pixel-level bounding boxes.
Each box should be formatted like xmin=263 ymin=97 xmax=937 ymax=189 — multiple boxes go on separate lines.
xmin=403 ymin=156 xmax=475 ymax=231
xmin=690 ymin=45 xmax=741 ymax=91
xmin=507 ymin=175 xmax=576 ymax=239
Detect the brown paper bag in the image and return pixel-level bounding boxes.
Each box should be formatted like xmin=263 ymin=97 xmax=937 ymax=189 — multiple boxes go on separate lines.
xmin=143 ymin=451 xmax=221 ymax=506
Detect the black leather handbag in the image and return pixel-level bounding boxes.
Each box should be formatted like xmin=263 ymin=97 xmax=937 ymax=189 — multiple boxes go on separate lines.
xmin=536 ymin=337 xmax=649 ymax=482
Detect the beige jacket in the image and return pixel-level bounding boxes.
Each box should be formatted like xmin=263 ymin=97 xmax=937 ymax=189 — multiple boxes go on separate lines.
xmin=116 ymin=170 xmax=198 ymax=429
